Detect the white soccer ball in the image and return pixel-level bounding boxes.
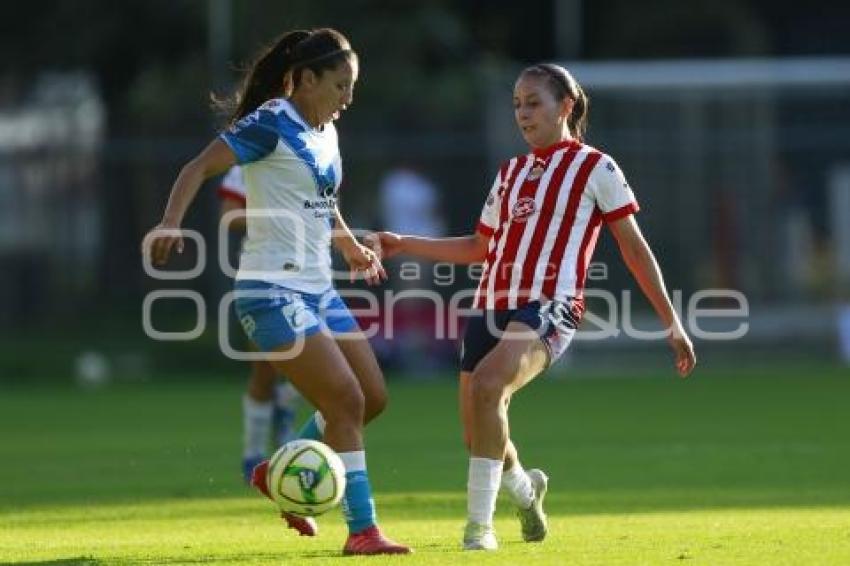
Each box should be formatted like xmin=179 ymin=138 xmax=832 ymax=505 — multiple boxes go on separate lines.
xmin=266 ymin=439 xmax=346 ymax=517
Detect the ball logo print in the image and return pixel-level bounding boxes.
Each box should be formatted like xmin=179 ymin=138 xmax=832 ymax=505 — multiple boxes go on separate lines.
xmin=296 ymin=468 xmax=320 ymax=496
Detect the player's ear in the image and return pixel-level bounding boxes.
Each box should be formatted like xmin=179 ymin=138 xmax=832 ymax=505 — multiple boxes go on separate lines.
xmin=301 ymin=68 xmax=318 ymax=89
xmin=560 ymin=97 xmax=575 ymax=121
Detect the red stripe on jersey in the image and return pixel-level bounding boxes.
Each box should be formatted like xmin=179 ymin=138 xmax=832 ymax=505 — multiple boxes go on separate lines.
xmin=476 ymin=156 xmax=528 ymax=308
xmin=541 ymin=150 xmax=603 ymax=300
xmin=574 ymin=208 xmax=603 ymax=296
xmin=218 ymin=187 xmax=246 ymax=203
xmin=476 ymin=221 xmax=495 ymax=237
xmin=516 ymin=145 xmax=581 ymax=304
xmin=491 ymin=163 xmax=545 ymax=309
xmin=602 ymin=201 xmax=640 ymax=223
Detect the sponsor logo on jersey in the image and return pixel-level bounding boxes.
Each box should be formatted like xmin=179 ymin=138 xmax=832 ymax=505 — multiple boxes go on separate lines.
xmin=303 ymin=197 xmax=337 ymax=210
xmin=527 ymin=165 xmax=545 ymax=181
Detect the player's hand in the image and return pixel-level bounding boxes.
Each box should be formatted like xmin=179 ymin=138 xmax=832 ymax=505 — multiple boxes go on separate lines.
xmin=668 ymin=324 xmax=696 ymax=377
xmin=342 ymin=240 xmax=387 ymax=285
xmin=142 ymin=223 xmax=184 ymax=267
xmin=364 ymin=232 xmax=404 ymax=259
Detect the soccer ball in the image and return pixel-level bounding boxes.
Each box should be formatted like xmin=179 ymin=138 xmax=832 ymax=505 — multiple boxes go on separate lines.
xmin=266 ymin=439 xmax=346 ymax=517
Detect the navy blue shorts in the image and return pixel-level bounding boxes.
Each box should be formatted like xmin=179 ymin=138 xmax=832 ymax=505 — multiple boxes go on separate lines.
xmin=234 ymin=280 xmax=358 ymax=351
xmin=460 ymin=300 xmax=582 ymax=372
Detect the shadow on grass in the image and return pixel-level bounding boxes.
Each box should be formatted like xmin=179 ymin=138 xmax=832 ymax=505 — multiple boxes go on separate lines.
xmin=7 ymin=559 xmax=100 ymax=566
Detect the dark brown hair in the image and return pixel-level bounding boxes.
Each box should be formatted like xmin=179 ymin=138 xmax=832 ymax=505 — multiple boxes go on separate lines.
xmin=215 ymin=28 xmax=356 ymax=125
xmin=520 ymin=63 xmax=589 ymax=142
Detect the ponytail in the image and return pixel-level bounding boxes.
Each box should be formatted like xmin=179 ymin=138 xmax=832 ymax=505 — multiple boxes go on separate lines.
xmin=567 ymin=82 xmax=588 ymax=142
xmin=213 ymin=28 xmax=356 ymax=126
xmin=212 ymin=30 xmax=309 ymax=125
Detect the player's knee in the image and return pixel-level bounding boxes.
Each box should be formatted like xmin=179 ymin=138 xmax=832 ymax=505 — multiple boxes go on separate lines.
xmin=325 ymin=383 xmax=365 ymax=427
xmin=364 ymin=386 xmax=388 ymax=424
xmin=469 ymin=371 xmax=506 ymax=408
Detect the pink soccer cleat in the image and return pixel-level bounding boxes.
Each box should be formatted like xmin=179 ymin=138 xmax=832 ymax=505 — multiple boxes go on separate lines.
xmin=342 ymin=525 xmax=412 ymax=555
xmin=250 ymin=460 xmax=318 ymax=537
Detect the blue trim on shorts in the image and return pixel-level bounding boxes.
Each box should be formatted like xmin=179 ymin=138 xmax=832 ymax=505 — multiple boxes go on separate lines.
xmin=233 ymin=280 xmax=358 ymax=352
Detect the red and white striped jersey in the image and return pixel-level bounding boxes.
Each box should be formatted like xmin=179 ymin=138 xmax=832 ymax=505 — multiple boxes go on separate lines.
xmin=474 ymin=139 xmax=639 ymax=310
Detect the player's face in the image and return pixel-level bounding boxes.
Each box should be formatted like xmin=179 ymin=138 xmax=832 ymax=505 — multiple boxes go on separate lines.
xmin=513 ymin=75 xmax=571 ymax=149
xmin=310 ymin=59 xmax=358 ymax=124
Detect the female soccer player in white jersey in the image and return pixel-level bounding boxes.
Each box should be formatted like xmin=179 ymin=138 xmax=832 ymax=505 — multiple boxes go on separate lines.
xmin=369 ymin=63 xmax=696 ymax=551
xmin=218 ymin=166 xmax=305 ymax=482
xmin=143 ymin=28 xmax=410 ymax=556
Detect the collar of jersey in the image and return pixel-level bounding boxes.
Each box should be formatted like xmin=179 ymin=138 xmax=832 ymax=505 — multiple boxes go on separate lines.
xmin=531 ymin=138 xmax=580 ymax=160
xmin=279 ymin=98 xmax=316 ymax=132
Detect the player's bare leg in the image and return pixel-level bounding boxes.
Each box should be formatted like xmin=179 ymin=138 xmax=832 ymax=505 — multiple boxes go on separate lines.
xmin=252 ymin=332 xmax=409 ymax=554
xmin=461 ymin=322 xmax=549 ymax=549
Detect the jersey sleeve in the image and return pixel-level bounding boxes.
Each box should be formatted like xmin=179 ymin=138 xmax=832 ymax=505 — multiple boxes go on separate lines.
xmin=476 ymin=166 xmax=506 ymax=237
xmin=590 ymin=155 xmax=640 ymax=223
xmin=219 ymin=108 xmax=280 ymax=164
xmin=217 ymin=166 xmax=246 ymax=203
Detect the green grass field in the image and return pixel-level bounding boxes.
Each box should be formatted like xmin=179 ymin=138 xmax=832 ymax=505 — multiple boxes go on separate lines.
xmin=1 ymin=365 xmax=849 ymax=565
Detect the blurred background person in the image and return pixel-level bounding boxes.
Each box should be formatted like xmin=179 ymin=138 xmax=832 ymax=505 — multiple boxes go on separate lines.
xmin=373 ymin=163 xmax=451 ymax=374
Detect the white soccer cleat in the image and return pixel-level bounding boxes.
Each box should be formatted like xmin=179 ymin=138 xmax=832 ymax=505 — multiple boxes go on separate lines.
xmin=517 ymin=468 xmax=549 ymax=542
xmin=463 ymin=521 xmax=498 ymax=551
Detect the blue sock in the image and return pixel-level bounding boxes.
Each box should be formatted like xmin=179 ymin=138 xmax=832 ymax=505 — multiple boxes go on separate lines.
xmin=296 ymin=411 xmax=324 ymax=441
xmin=338 ymin=451 xmax=377 ymax=534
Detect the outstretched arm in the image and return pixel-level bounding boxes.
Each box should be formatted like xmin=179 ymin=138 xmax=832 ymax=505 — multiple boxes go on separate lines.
xmin=608 ymin=215 xmax=696 ymax=377
xmin=365 ymin=232 xmax=489 ymax=265
xmin=333 ymin=208 xmax=386 ymax=285
xmin=143 ymin=139 xmax=237 ymax=265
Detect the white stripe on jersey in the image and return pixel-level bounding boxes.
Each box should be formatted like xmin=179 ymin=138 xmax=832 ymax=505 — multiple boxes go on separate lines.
xmin=506 ymin=148 xmax=568 ymax=309
xmin=527 ymin=146 xmax=594 ymax=301
xmin=554 ymin=178 xmax=598 ymax=300
xmin=484 ymin=157 xmax=533 ymax=309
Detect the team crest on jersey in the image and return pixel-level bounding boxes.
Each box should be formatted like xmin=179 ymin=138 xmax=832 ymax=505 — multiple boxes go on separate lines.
xmin=511 ymin=197 xmax=537 ymax=223
xmin=317 ymin=182 xmax=337 ymax=198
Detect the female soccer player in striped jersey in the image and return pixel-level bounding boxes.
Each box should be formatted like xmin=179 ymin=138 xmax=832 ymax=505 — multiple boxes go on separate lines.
xmin=143 ymin=28 xmax=410 ymax=556
xmin=369 ymin=63 xmax=696 ymax=551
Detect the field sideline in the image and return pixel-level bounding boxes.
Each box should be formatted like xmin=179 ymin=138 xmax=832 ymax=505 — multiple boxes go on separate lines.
xmin=1 ymin=365 xmax=848 ymax=564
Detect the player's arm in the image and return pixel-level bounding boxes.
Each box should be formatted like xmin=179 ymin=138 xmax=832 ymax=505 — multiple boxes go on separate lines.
xmin=368 ymin=232 xmax=488 ymax=265
xmin=144 ymin=139 xmax=237 ymax=265
xmin=608 ymin=215 xmax=696 ymax=377
xmin=332 ymin=207 xmax=386 ymax=285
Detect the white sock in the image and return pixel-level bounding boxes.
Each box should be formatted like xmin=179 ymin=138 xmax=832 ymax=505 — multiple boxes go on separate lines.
xmin=338 ymin=450 xmax=367 ymax=472
xmin=501 ymin=462 xmax=535 ymax=508
xmin=242 ymin=395 xmax=273 ymax=458
xmin=467 ymin=457 xmax=502 ymax=525
xmin=275 ymin=382 xmax=302 ymax=409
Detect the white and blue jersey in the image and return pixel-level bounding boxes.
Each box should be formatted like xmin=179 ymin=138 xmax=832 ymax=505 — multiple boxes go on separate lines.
xmin=220 ymin=98 xmax=342 ymax=294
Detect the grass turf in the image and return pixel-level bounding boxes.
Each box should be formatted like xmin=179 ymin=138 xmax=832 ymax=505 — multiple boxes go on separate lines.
xmin=1 ymin=365 xmax=848 ymax=564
